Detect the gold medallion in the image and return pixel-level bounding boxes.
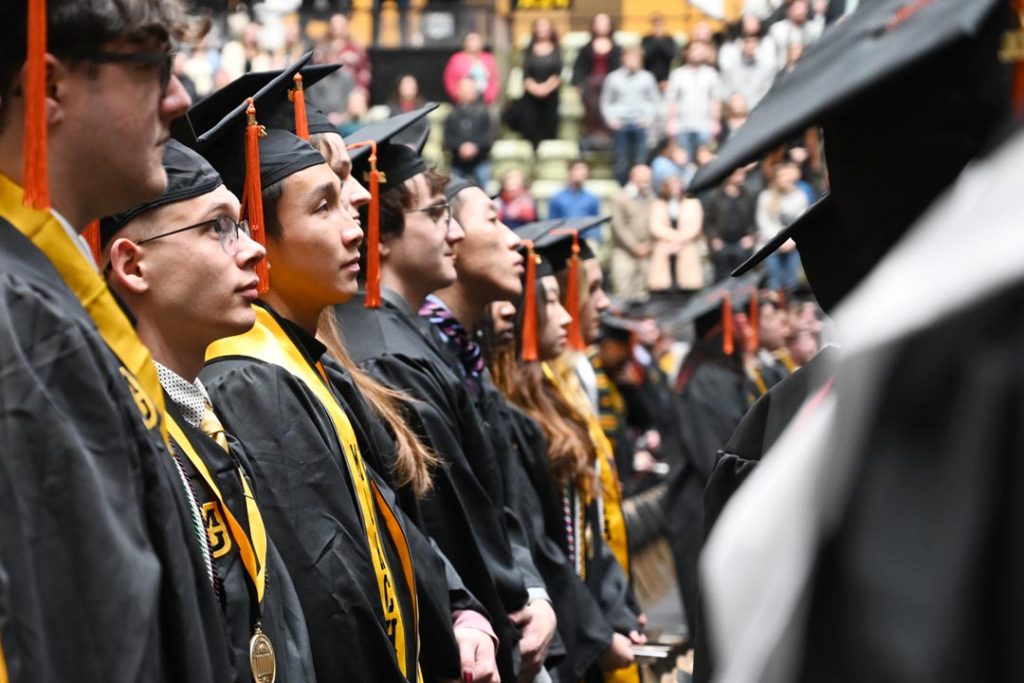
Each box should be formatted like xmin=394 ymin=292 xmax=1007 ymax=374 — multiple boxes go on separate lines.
xmin=249 ymin=625 xmax=277 ymax=683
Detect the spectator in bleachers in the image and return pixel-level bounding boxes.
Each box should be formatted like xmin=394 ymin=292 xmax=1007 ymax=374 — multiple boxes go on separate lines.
xmin=648 ymin=173 xmax=705 ymax=296
xmin=338 ymin=88 xmax=369 ymax=137
xmin=610 ymin=165 xmax=657 ymax=299
xmin=718 ymin=14 xmax=774 ymax=71
xmin=641 ymin=14 xmax=678 ymax=91
xmin=444 ymin=76 xmax=496 ymax=188
xmin=387 ymin=73 xmax=430 ymax=147
xmin=744 ymin=0 xmax=785 ymax=20
xmin=494 ymin=169 xmax=538 ymax=229
xmin=572 ymin=13 xmax=621 ymax=150
xmin=600 ymin=46 xmax=660 ymax=186
xmin=649 ymin=136 xmax=696 ymax=191
xmin=372 ymin=0 xmax=410 ymax=46
xmin=689 ymin=21 xmax=719 ymax=66
xmin=519 ymin=18 xmax=563 ymax=149
xmin=720 ymin=33 xmax=776 ymax=110
xmin=181 ymin=39 xmax=217 ymax=98
xmin=317 ymin=14 xmax=371 ymax=91
xmin=548 ymin=159 xmax=600 ymax=219
xmin=781 ymin=40 xmax=805 ymax=75
xmin=444 ymin=32 xmax=501 ymax=106
xmin=665 ymin=40 xmax=723 ymax=161
xmin=720 ymin=93 xmax=750 ymax=145
xmin=756 ymin=161 xmax=809 ymax=288
xmin=767 ymin=0 xmax=824 ymax=70
xmin=273 ymin=16 xmax=310 ymax=69
xmin=220 ymin=20 xmax=273 ymax=82
xmin=703 ymin=166 xmax=758 ymax=282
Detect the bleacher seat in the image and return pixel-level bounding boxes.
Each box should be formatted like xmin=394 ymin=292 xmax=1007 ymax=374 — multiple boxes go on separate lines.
xmin=585 ymin=178 xmax=623 ymax=215
xmin=491 ymin=139 xmax=535 ymax=182
xmin=365 ymin=104 xmax=390 ymax=124
xmin=535 ymin=139 xmax=581 ymax=181
xmin=505 ymin=66 xmax=525 ymax=100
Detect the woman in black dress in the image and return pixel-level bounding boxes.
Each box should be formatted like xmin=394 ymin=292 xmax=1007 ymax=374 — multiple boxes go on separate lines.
xmin=520 ymin=18 xmax=563 ymax=148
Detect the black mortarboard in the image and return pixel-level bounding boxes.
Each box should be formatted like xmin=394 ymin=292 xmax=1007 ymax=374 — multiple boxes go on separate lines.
xmin=668 ymin=274 xmax=761 ymax=354
xmin=191 ymin=61 xmax=344 ymax=139
xmin=688 ymin=0 xmax=1014 ymax=311
xmin=99 ymin=140 xmax=223 ymax=246
xmin=599 ymin=314 xmax=637 ymax=344
xmin=344 ymin=104 xmax=438 ymax=172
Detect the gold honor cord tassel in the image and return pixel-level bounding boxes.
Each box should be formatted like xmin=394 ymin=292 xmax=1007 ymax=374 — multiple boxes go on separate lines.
xmin=207 ymin=308 xmax=420 ymax=678
xmin=250 ymin=624 xmax=277 ymax=683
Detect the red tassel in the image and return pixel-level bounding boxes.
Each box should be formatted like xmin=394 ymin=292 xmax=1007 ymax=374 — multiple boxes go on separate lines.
xmin=748 ymin=288 xmax=760 ymax=352
xmin=345 ymin=140 xmax=382 ymax=308
xmin=242 ymin=99 xmax=270 ymax=294
xmin=722 ymin=292 xmax=734 ymax=356
xmin=551 ymin=228 xmax=585 ymax=351
xmin=520 ymin=241 xmax=539 ymax=362
xmin=290 ymin=73 xmax=309 ymax=140
xmin=82 ymin=220 xmax=101 ymax=264
xmin=23 ymin=0 xmax=49 ymax=209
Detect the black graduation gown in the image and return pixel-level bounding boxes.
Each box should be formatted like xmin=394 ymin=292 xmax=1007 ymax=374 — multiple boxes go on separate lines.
xmin=201 ymin=307 xmax=418 ymax=683
xmin=335 ymin=293 xmax=533 ymax=682
xmin=319 ymin=355 xmax=489 ymax=681
xmin=0 ymin=217 xmax=234 ymax=682
xmin=691 ymin=346 xmax=838 ymax=683
xmin=502 ymin=402 xmax=615 ymax=680
xmin=798 ymin=286 xmax=1024 ymax=681
xmin=665 ymin=348 xmax=752 ymax=637
xmin=165 ymin=400 xmax=317 ymax=683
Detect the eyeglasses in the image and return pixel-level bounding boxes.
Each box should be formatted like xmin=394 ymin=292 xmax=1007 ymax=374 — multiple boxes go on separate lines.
xmin=62 ymin=48 xmax=175 ymax=96
xmin=135 ymin=216 xmax=251 ymax=255
xmin=405 ymin=201 xmax=451 ymax=228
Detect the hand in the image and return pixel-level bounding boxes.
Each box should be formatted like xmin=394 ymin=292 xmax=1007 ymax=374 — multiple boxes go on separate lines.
xmin=665 ymin=119 xmax=678 ymax=137
xmin=739 ymin=235 xmax=755 ymax=249
xmin=635 ymin=243 xmax=652 ymax=258
xmin=710 ymin=119 xmax=722 ymax=140
xmin=628 ymin=629 xmax=647 ymax=645
xmin=710 ymin=237 xmax=725 ymax=251
xmin=642 ymin=430 xmax=661 ymax=452
xmin=607 ymin=119 xmax=621 ymax=131
xmin=633 ymin=450 xmax=658 ymax=473
xmin=459 ymin=142 xmax=479 ymax=160
xmin=598 ymin=632 xmax=635 ymax=672
xmin=779 ymin=237 xmax=797 ymax=253
xmin=450 ymin=627 xmax=499 ymax=683
xmin=509 ymin=600 xmax=557 ymax=682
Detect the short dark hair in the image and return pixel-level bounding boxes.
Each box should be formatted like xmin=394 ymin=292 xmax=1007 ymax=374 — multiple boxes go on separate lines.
xmin=371 ymin=168 xmax=448 ymax=240
xmin=1 ymin=0 xmax=205 ymax=126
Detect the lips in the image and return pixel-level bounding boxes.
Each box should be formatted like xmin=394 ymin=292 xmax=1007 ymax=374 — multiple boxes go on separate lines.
xmin=237 ymin=279 xmax=259 ymax=300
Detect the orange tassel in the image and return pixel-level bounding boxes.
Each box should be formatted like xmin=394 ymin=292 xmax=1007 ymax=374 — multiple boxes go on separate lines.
xmin=777 ymin=287 xmax=786 ymax=310
xmin=82 ymin=220 xmax=102 ymax=264
xmin=551 ymin=228 xmax=585 ymax=351
xmin=520 ymin=241 xmax=539 ymax=362
xmin=242 ymin=99 xmax=270 ymax=294
xmin=748 ymin=288 xmax=760 ymax=352
xmin=23 ymin=0 xmax=49 ymax=209
xmin=290 ymin=73 xmax=309 ymax=140
xmin=722 ymin=292 xmax=734 ymax=356
xmin=344 ymin=140 xmax=382 ymax=308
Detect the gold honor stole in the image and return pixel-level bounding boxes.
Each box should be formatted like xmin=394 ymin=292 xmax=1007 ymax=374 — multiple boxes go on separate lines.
xmin=165 ymin=416 xmax=268 ymax=603
xmin=0 ymin=176 xmax=169 ymax=446
xmin=207 ymin=307 xmax=420 ymax=680
xmin=544 ymin=358 xmax=631 ymax=578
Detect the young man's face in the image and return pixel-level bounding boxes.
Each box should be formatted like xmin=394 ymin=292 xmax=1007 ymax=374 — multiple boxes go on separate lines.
xmin=109 ymin=184 xmax=264 ymax=346
xmin=267 ymin=163 xmax=363 ymax=307
xmin=59 ymin=36 xmax=192 ymax=217
xmin=568 ymin=162 xmax=589 ymax=185
xmin=580 ymin=257 xmax=610 ymax=345
xmin=384 ymin=173 xmax=464 ymax=294
xmin=452 ymin=187 xmax=524 ymax=302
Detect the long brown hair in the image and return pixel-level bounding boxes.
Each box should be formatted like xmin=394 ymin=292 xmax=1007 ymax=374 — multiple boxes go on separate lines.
xmin=485 ymin=289 xmax=595 ymax=490
xmin=318 ymin=304 xmax=439 ymax=497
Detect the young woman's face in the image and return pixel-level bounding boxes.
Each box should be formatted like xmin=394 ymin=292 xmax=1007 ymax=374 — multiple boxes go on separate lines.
xmin=537 ymin=275 xmax=572 ymax=360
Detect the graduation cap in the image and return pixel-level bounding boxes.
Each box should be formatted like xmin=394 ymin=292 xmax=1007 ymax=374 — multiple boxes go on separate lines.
xmin=98 ymin=140 xmax=223 ymax=247
xmin=186 ymin=61 xmax=343 ymax=141
xmin=669 ymin=274 xmax=762 ymax=355
xmin=686 ymin=0 xmax=1017 ymax=308
xmin=444 ymin=176 xmax=476 ymax=203
xmin=344 ymin=104 xmax=439 ymax=169
xmin=599 ymin=313 xmax=637 ymax=345
xmin=182 ymin=57 xmax=328 ymax=293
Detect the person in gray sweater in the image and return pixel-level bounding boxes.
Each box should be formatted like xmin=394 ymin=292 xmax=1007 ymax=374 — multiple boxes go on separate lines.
xmin=600 ymin=47 xmax=661 ymax=184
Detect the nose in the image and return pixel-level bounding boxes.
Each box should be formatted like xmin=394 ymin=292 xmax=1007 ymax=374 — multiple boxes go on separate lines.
xmin=161 ymin=74 xmax=191 ymax=122
xmin=503 ymin=223 xmax=521 ymax=249
xmin=341 ymin=211 xmax=365 ymax=247
xmin=447 ymin=216 xmax=466 ymax=245
xmin=557 ymin=303 xmax=572 ymax=328
xmin=342 ymin=175 xmax=372 ymax=210
xmin=236 ymin=231 xmax=266 ymax=268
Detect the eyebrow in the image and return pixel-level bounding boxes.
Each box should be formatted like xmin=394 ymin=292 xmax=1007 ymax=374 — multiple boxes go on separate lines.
xmin=305 ymin=181 xmax=340 ymax=205
xmin=199 ymin=202 xmax=235 ymax=221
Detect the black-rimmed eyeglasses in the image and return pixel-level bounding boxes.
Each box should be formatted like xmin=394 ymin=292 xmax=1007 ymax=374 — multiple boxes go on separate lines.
xmin=61 ymin=49 xmax=176 ymax=96
xmin=135 ymin=216 xmax=251 ymax=256
xmin=405 ymin=201 xmax=451 ymax=228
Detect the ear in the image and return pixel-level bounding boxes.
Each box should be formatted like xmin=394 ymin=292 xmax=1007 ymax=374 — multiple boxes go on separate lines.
xmin=377 ymin=236 xmax=392 ymax=260
xmin=10 ymin=53 xmax=67 ymax=126
xmin=107 ymin=237 xmax=150 ymax=295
